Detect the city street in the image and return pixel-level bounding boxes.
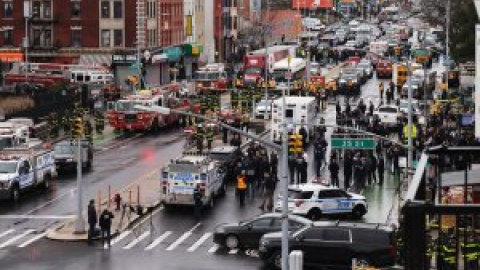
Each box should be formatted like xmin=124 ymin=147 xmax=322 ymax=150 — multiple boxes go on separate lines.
xmin=0 ymin=68 xmax=403 ymax=269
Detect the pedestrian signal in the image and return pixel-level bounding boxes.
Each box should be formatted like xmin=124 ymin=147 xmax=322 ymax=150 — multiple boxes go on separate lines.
xmin=288 ymin=133 xmax=303 ymax=154
xmin=74 ymin=118 xmax=84 ymax=139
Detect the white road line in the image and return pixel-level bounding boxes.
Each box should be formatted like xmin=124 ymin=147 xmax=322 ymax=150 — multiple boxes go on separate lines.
xmin=120 ymin=157 xmax=137 ymax=165
xmin=0 ymin=229 xmax=34 ymax=249
xmin=0 ymin=215 xmax=75 ymax=220
xmin=187 ymin=232 xmax=212 ymax=252
xmin=0 ymin=229 xmax=15 ymax=239
xmin=145 ymin=231 xmax=172 ymax=251
xmin=123 ymin=231 xmax=150 ymax=250
xmin=109 ymin=230 xmax=132 ymax=247
xmin=165 ymin=232 xmax=192 ymax=251
xmin=17 ymin=232 xmax=47 ymax=248
xmin=208 ymin=244 xmax=219 ymax=253
xmin=228 ymin=249 xmax=239 ymax=255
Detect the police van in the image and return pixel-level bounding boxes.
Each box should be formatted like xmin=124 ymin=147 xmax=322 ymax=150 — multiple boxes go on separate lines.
xmin=160 ymin=155 xmax=226 ymax=208
xmin=274 ymin=183 xmax=368 ymax=220
xmin=270 ymin=96 xmax=317 ymax=144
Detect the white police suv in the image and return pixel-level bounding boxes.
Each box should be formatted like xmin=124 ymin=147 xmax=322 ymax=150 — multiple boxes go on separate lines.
xmin=274 ymin=183 xmax=368 ymax=220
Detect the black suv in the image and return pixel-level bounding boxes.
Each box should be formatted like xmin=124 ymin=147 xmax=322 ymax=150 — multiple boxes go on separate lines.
xmin=258 ymin=221 xmax=396 ymax=269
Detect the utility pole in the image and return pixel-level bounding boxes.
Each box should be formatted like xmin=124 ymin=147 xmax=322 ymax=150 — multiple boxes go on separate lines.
xmin=263 ymin=0 xmax=269 ymax=120
xmin=445 ymin=0 xmax=450 ymax=90
xmin=407 ymin=59 xmax=413 ymax=182
xmin=23 ymin=0 xmax=31 ymax=84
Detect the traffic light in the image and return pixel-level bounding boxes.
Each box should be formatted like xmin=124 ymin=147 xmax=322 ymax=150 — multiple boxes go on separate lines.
xmin=288 ymin=133 xmax=303 ymax=154
xmin=125 ymin=75 xmax=139 ymax=87
xmin=74 ymin=117 xmax=84 ymax=139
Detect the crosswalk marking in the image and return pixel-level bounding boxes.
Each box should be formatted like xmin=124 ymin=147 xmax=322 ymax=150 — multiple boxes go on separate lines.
xmin=123 ymin=231 xmax=150 ymax=250
xmin=145 ymin=231 xmax=172 ymax=251
xmin=187 ymin=232 xmax=212 ymax=252
xmin=0 ymin=229 xmax=34 ymax=249
xmin=0 ymin=229 xmax=15 ymax=239
xmin=208 ymin=244 xmax=219 ymax=253
xmin=108 ymin=230 xmax=132 ymax=248
xmin=228 ymin=249 xmax=239 ymax=255
xmin=165 ymin=231 xmax=191 ymax=251
xmin=17 ymin=232 xmax=46 ymax=248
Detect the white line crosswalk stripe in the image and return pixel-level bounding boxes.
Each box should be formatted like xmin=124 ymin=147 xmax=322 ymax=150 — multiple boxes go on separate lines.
xmin=145 ymin=231 xmax=172 ymax=251
xmin=108 ymin=230 xmax=132 ymax=248
xmin=123 ymin=231 xmax=150 ymax=250
xmin=208 ymin=244 xmax=219 ymax=253
xmin=0 ymin=229 xmax=15 ymax=239
xmin=165 ymin=231 xmax=192 ymax=251
xmin=0 ymin=229 xmax=34 ymax=249
xmin=187 ymin=232 xmax=212 ymax=252
xmin=17 ymin=232 xmax=46 ymax=248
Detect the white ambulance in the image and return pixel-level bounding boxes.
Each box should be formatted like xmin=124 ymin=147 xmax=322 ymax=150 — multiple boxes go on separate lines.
xmin=270 ymin=96 xmax=317 ymax=144
xmin=160 ymin=155 xmax=226 ymax=208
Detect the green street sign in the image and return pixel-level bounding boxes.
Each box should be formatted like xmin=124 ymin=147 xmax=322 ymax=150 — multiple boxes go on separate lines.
xmin=331 ymin=138 xmax=376 ymax=149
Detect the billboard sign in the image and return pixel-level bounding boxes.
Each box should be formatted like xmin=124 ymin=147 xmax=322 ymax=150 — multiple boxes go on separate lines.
xmin=292 ymin=0 xmax=334 ymax=9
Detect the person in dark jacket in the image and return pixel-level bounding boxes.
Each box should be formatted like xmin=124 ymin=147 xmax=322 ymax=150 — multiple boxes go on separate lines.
xmin=377 ymin=155 xmax=385 ymax=185
xmin=270 ymin=152 xmax=278 ymax=177
xmin=259 ymin=172 xmax=277 ymax=212
xmin=313 ymin=138 xmax=326 ymax=177
xmin=193 ymin=185 xmax=203 ymax=220
xmin=299 ymin=126 xmax=308 ymax=149
xmin=87 ymin=199 xmax=97 ymax=246
xmin=343 ymin=152 xmax=353 ymax=190
xmin=328 ymin=158 xmax=340 ymax=187
xmin=368 ymin=154 xmax=377 ymax=185
xmin=288 ymin=154 xmax=297 ymax=184
xmin=296 ymin=153 xmax=308 ymax=184
xmin=99 ymin=208 xmax=114 ymax=248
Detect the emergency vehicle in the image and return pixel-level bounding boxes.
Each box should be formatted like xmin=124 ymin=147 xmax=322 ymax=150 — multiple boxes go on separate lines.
xmin=271 ymin=58 xmax=306 ymax=93
xmin=270 ymin=96 xmax=317 ymax=144
xmin=4 ymin=62 xmax=113 ymax=87
xmin=0 ymin=147 xmax=57 ymax=201
xmin=194 ymin=63 xmax=230 ymax=94
xmin=242 ymin=45 xmax=296 ymax=88
xmin=107 ymin=85 xmax=199 ymax=132
xmin=160 ymin=155 xmax=226 ymax=208
xmin=274 ymin=183 xmax=367 ymax=220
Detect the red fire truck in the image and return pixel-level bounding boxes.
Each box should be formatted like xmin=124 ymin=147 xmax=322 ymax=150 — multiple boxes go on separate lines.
xmin=107 ymin=84 xmax=200 ymax=132
xmin=194 ymin=63 xmax=230 ymax=94
xmin=242 ymin=45 xmax=295 ymax=88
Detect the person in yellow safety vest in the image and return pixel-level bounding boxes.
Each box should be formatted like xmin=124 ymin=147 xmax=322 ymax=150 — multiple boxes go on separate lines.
xmin=236 ymin=173 xmax=247 ymax=206
xmin=403 ymin=124 xmax=417 ymax=142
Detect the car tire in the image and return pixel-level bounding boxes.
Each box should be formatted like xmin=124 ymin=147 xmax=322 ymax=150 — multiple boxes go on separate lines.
xmin=307 ymin=208 xmax=322 ymax=221
xmin=270 ymin=250 xmax=282 ymax=269
xmin=356 ymin=256 xmax=372 ymax=268
xmin=225 ymin=234 xmax=240 ymax=250
xmin=352 ymin=205 xmax=366 ymax=219
xmin=10 ymin=185 xmax=20 ymax=202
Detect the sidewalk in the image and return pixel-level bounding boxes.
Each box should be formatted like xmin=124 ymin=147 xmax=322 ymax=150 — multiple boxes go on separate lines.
xmin=46 ymin=167 xmax=159 ymax=241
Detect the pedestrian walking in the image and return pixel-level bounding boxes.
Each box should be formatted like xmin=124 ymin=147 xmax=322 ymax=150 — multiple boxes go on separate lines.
xmin=99 ymin=208 xmax=114 ymax=248
xmin=87 ymin=199 xmax=97 ymax=246
xmin=270 ymin=151 xmax=278 ymax=177
xmin=343 ymin=152 xmax=353 ymax=190
xmin=313 ymin=138 xmax=325 ymax=177
xmin=299 ymin=126 xmax=308 ymax=149
xmin=369 ymin=154 xmax=377 ymax=184
xmin=288 ymin=154 xmax=297 ymax=184
xmin=328 ymin=158 xmax=340 ymax=187
xmin=236 ymin=172 xmax=247 ymax=206
xmin=377 ymin=155 xmax=385 ymax=185
xmin=193 ymin=185 xmax=203 ymax=220
xmin=259 ymin=172 xmax=277 ymax=212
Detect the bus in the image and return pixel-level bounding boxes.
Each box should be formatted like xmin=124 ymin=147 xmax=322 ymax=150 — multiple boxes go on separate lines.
xmin=271 ymin=58 xmax=306 ymax=92
xmin=270 ymin=96 xmax=317 ymax=144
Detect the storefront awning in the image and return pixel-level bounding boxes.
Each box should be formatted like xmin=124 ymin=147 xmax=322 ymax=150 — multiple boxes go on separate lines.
xmin=79 ymin=54 xmax=112 ymax=66
xmin=151 ymin=53 xmax=168 ymax=63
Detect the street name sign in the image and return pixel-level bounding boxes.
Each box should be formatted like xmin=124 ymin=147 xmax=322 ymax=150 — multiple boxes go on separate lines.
xmin=331 ymin=138 xmax=376 ymax=149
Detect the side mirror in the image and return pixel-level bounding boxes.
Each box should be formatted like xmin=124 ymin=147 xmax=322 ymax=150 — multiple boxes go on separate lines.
xmin=296 ymin=235 xmax=305 ymax=242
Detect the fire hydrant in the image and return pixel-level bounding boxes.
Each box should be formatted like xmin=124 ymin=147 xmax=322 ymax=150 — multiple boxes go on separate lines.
xmin=114 ymin=193 xmax=122 ymax=211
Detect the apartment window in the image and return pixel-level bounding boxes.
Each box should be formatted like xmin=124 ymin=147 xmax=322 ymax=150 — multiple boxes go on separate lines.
xmin=71 ymin=1 xmax=81 ymax=17
xmin=147 ymin=0 xmax=156 ymax=19
xmin=113 ymin=29 xmax=123 ymax=46
xmin=3 ymin=29 xmax=13 ymax=46
xmin=43 ymin=1 xmax=51 ymax=18
xmin=32 ymin=1 xmax=41 ymax=17
xmin=113 ymin=1 xmax=122 ymax=18
xmin=3 ymin=1 xmax=13 ymax=18
xmin=71 ymin=29 xmax=82 ymax=47
xmin=101 ymin=1 xmax=110 ymax=18
xmin=101 ymin=29 xmax=110 ymax=47
xmin=44 ymin=29 xmax=52 ymax=46
xmin=33 ymin=29 xmax=41 ymax=46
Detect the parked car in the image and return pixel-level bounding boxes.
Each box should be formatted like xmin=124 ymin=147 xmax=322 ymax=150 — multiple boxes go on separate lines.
xmin=274 ymin=183 xmax=367 ymax=221
xmin=357 ymin=61 xmax=374 ymax=79
xmin=373 ymin=105 xmax=401 ymax=128
xmin=213 ymin=213 xmax=312 ymax=249
xmin=259 ymin=221 xmax=397 ymax=269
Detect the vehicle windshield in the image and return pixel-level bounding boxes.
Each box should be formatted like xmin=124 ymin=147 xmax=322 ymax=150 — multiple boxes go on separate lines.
xmin=0 ymin=161 xmax=18 ymax=174
xmin=288 ymin=189 xmax=313 ymax=200
xmin=115 ymin=100 xmax=152 ymax=112
xmin=342 ymin=74 xmax=357 ymax=80
xmin=244 ymin=67 xmax=263 ymax=75
xmin=54 ymin=144 xmax=74 ymax=155
xmin=257 ymin=100 xmax=271 ymax=106
xmin=195 ymin=71 xmax=221 ymax=80
xmin=358 ymin=63 xmax=369 ymax=69
xmin=271 ymin=69 xmax=289 ymax=82
xmin=0 ymin=137 xmax=14 ymax=150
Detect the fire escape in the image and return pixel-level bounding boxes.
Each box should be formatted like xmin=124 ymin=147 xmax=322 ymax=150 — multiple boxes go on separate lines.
xmin=28 ymin=0 xmax=59 ymax=56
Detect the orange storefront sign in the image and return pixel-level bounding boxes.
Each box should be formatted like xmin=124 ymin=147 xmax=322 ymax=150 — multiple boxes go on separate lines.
xmin=0 ymin=52 xmax=24 ymax=63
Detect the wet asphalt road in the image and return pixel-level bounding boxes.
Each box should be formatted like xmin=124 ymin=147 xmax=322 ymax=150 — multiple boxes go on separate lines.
xmin=0 ymin=68 xmax=406 ymax=270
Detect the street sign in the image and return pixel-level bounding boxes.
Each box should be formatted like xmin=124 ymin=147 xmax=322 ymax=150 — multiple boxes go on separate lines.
xmin=331 ymin=138 xmax=376 ymax=149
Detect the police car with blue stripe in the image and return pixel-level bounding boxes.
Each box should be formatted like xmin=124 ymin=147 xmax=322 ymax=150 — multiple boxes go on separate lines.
xmin=274 ymin=183 xmax=367 ymax=220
